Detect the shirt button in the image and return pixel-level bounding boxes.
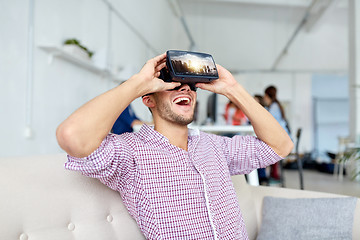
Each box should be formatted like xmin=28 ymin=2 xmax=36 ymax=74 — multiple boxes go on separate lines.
xmin=107 ymin=214 xmax=113 ymax=223
xmin=68 ymin=222 xmax=75 ymax=231
xmin=19 ymin=233 xmax=28 ymax=240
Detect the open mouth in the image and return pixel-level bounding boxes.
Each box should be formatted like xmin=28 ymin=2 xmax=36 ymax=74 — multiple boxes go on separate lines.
xmin=173 ymin=97 xmax=191 ymax=106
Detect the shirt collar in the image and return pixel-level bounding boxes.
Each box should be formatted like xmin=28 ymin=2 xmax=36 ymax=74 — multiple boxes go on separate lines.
xmin=188 ymin=127 xmax=200 ymax=137
xmin=138 ymin=124 xmax=200 ymax=144
xmin=138 ymin=124 xmax=168 ymax=142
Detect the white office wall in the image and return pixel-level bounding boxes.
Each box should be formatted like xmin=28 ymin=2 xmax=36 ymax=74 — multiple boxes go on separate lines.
xmin=312 ymin=74 xmax=349 ymax=160
xmin=181 ymin=1 xmax=348 ymax=72
xmin=0 ymin=0 xmax=188 ymax=157
xmin=181 ymin=1 xmax=303 ymax=70
xmin=0 ymin=0 xmax=348 ymax=157
xmin=0 ymin=0 xmax=29 ymax=156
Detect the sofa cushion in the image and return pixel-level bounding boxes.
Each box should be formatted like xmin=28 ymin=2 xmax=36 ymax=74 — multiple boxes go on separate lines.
xmin=256 ymin=196 xmax=357 ymax=240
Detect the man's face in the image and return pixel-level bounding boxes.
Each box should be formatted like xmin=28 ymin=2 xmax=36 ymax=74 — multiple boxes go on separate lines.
xmin=152 ymin=84 xmax=197 ymax=125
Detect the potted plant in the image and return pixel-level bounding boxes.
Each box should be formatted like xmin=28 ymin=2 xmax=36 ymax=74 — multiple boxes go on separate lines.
xmin=341 ymin=147 xmax=360 ymax=181
xmin=63 ymin=38 xmax=94 ymax=60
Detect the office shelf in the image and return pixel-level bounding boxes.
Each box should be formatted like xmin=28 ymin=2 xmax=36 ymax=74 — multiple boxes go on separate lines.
xmin=39 ymin=45 xmax=122 ymax=82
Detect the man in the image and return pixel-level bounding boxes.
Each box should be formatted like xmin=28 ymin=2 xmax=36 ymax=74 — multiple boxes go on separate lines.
xmin=56 ymin=53 xmax=293 ymax=239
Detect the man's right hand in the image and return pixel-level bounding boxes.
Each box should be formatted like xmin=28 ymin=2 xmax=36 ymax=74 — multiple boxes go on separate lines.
xmin=127 ymin=53 xmax=181 ymax=98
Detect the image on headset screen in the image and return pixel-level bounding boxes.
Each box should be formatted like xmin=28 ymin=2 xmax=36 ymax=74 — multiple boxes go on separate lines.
xmin=168 ymin=51 xmax=217 ymax=77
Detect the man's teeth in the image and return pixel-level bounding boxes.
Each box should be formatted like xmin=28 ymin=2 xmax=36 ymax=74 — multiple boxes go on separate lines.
xmin=174 ymin=97 xmax=190 ymax=104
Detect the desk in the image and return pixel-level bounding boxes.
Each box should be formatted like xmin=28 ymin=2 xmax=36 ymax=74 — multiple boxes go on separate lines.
xmin=134 ymin=124 xmax=255 ymax=135
xmin=194 ymin=125 xmax=255 ymax=135
xmin=192 ymin=124 xmax=259 ymax=186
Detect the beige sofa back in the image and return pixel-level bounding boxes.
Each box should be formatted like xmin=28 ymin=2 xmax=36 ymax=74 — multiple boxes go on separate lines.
xmin=0 ymin=154 xmax=144 ymax=240
xmin=0 ymin=154 xmax=259 ymax=239
xmin=1 ymin=154 xmax=359 ymax=239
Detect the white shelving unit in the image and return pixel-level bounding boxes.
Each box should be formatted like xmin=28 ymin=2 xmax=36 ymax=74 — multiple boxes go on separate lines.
xmin=39 ymin=46 xmax=123 ymax=82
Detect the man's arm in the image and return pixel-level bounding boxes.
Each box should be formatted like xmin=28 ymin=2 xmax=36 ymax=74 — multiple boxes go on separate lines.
xmin=196 ymin=65 xmax=293 ymax=157
xmin=56 ymin=53 xmax=180 ymax=158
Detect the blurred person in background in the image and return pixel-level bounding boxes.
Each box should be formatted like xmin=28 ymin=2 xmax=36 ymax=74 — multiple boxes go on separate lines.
xmin=223 ymin=100 xmax=248 ymax=126
xmin=254 ymin=94 xmax=265 ymax=108
xmin=111 ymin=104 xmax=144 ymax=134
xmin=264 ymin=85 xmax=291 ymax=180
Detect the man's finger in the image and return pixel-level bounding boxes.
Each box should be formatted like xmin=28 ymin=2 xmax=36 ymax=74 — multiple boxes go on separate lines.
xmin=155 ymin=62 xmax=167 ymax=72
xmin=152 ymin=52 xmax=167 ymax=64
xmin=164 ymin=82 xmax=181 ymax=90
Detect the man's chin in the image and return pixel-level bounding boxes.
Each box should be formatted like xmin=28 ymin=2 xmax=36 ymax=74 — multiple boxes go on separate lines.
xmin=172 ymin=116 xmax=194 ymax=126
xmin=156 ymin=104 xmax=195 ymax=126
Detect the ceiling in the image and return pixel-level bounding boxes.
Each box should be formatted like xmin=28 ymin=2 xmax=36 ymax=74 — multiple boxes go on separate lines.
xmin=171 ymin=0 xmax=348 ymax=73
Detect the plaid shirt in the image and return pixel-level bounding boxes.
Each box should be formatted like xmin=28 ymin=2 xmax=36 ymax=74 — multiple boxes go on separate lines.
xmin=65 ymin=124 xmax=281 ymax=239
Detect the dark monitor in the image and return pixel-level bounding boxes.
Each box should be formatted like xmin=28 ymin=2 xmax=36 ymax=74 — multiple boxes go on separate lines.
xmin=206 ymin=93 xmax=217 ymax=124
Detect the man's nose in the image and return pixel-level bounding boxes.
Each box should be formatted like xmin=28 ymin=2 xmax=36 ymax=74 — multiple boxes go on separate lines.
xmin=179 ymin=84 xmax=191 ymax=92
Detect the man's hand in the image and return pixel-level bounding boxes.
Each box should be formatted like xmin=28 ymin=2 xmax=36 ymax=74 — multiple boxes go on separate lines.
xmin=195 ymin=64 xmax=238 ymax=97
xmin=128 ymin=53 xmax=181 ymax=97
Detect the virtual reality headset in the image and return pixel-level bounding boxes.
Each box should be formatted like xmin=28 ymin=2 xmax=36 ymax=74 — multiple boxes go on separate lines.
xmin=159 ymin=50 xmax=219 ymax=84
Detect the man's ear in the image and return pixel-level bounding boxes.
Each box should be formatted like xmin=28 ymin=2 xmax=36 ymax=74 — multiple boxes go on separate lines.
xmin=142 ymin=95 xmax=156 ymax=108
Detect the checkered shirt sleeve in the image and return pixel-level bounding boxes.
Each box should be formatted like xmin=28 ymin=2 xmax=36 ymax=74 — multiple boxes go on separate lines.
xmin=64 ymin=134 xmax=135 ymax=194
xmin=207 ymin=133 xmax=283 ymax=175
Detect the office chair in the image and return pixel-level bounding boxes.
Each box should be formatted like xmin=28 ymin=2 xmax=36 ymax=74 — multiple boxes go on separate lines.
xmin=295 ymin=128 xmax=304 ymax=190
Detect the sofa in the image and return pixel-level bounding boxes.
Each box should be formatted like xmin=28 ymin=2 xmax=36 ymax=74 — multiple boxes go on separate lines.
xmin=1 ymin=154 xmax=359 ymax=239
